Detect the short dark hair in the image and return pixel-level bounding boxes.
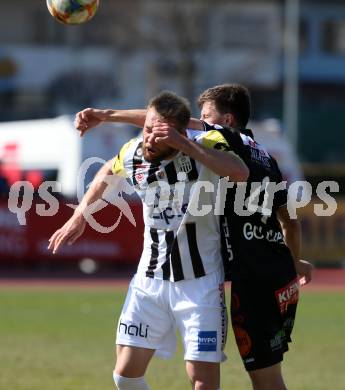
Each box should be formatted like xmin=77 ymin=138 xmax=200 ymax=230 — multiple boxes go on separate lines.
xmin=148 ymin=91 xmax=191 ymax=131
xmin=198 ymin=83 xmax=251 ymax=127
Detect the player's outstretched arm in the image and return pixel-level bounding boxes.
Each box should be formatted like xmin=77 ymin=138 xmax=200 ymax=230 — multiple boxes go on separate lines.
xmin=74 ymin=108 xmax=147 ymax=137
xmin=75 ymin=108 xmax=205 ymax=137
xmin=48 ymin=159 xmax=115 ymax=254
xmin=277 ymin=205 xmax=313 ymax=285
xmin=152 ymin=123 xmax=249 ymax=181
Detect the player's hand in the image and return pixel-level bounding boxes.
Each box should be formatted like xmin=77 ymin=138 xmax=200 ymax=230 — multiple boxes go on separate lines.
xmin=74 ymin=108 xmax=107 ymax=137
xmin=296 ymin=259 xmax=314 ymax=286
xmin=151 ymin=122 xmax=187 ymax=150
xmin=48 ymin=212 xmax=86 ymax=254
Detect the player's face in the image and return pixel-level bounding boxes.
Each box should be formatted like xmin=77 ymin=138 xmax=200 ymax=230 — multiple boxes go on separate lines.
xmin=200 ymin=101 xmax=231 ymax=127
xmin=142 ymin=107 xmax=176 ymax=162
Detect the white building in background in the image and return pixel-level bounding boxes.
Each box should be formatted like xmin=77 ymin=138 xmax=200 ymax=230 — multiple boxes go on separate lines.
xmin=0 ymin=116 xmax=133 ymax=196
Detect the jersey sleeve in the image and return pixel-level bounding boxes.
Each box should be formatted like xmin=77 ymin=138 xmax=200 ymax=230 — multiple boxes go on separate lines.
xmin=112 ymin=138 xmax=136 ymax=177
xmin=198 ymin=130 xmax=232 ymax=152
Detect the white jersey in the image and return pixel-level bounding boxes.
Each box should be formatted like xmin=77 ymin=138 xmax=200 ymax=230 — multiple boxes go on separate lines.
xmin=112 ymin=129 xmax=232 ymax=282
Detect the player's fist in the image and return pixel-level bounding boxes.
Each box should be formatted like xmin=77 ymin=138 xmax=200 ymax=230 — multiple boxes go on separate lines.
xmin=152 ymin=122 xmax=187 ymax=150
xmin=74 ymin=108 xmax=107 ymax=137
xmin=296 ymin=259 xmax=314 ymax=285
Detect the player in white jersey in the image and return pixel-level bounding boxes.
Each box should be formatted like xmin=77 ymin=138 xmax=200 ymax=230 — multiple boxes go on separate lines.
xmin=48 ymin=91 xmax=249 ymax=390
xmin=113 ymin=130 xmax=232 ymax=282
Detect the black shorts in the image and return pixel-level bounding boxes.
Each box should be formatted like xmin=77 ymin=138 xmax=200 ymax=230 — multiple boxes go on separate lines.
xmin=231 ymin=276 xmax=299 ymax=371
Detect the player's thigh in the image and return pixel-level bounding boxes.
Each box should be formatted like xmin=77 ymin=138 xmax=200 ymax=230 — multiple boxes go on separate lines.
xmin=248 ymin=362 xmax=287 ymax=390
xmin=173 ymin=269 xmax=227 ymax=363
xmin=116 ymin=274 xmax=175 ymax=354
xmin=185 ymin=360 xmax=220 ymax=390
xmin=115 ymin=345 xmax=155 ymax=377
xmin=114 ymin=275 xmax=177 ymax=377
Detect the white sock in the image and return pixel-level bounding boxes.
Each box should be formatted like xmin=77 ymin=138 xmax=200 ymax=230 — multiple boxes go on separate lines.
xmin=113 ymin=372 xmax=150 ymax=390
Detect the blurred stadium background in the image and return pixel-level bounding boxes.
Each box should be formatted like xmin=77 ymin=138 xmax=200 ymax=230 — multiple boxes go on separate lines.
xmin=0 ymin=1 xmax=344 ymax=389
xmin=0 ymin=0 xmax=344 ymax=273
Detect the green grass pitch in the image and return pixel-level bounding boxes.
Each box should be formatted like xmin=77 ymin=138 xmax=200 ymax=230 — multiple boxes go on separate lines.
xmin=0 ymin=286 xmax=344 ymax=389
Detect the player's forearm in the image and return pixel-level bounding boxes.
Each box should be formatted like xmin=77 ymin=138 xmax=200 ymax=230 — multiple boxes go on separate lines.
xmin=188 ymin=118 xmax=204 ymax=130
xmin=281 ymin=219 xmax=301 ymax=265
xmin=108 ymin=110 xmax=202 ymax=130
xmin=75 ymin=160 xmax=113 ymax=217
xmin=102 ymin=109 xmax=146 ymax=127
xmin=98 ymin=110 xmax=202 ymax=130
xmin=179 ymin=138 xmax=249 ymax=181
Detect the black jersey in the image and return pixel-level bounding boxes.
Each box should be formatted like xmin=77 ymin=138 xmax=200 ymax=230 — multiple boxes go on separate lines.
xmin=203 ymin=122 xmax=296 ymax=282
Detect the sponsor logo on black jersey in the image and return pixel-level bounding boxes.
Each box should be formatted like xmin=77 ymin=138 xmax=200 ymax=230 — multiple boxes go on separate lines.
xmin=270 ymin=330 xmax=285 ymax=351
xmin=275 ymin=278 xmax=299 ymax=314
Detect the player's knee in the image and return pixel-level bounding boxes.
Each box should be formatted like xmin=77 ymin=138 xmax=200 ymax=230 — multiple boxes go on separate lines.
xmin=191 ymin=380 xmax=220 ymax=390
xmin=186 ymin=361 xmax=220 ymax=390
xmin=113 ymin=372 xmax=150 ymax=390
xmin=252 ymin=384 xmax=287 ymax=390
xmin=188 ymin=375 xmax=219 ymax=390
xmin=250 ymin=375 xmax=287 ymax=390
xmin=249 ymin=363 xmax=287 ymax=390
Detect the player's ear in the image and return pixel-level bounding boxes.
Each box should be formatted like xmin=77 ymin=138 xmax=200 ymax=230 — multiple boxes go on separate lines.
xmin=224 ymin=113 xmax=234 ymax=127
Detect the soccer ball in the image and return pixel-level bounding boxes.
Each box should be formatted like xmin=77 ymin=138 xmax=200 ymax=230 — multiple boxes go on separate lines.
xmin=46 ymin=0 xmax=99 ymax=25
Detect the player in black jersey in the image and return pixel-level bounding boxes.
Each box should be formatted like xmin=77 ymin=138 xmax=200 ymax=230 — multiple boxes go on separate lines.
xmin=74 ymin=84 xmax=313 ymax=390
xmin=197 ymin=84 xmax=313 ymax=390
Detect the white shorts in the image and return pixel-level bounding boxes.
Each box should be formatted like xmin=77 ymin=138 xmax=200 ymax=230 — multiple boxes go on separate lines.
xmin=116 ymin=269 xmax=228 ymax=363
